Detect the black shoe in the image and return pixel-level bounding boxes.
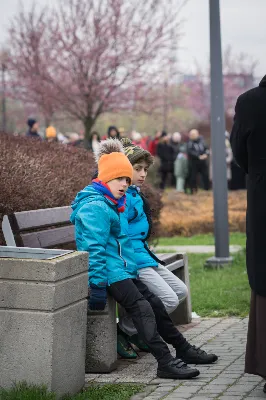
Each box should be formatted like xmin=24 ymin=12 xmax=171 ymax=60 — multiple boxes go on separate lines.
xmin=263 ymin=383 xmax=266 ymax=393
xmin=157 ymin=358 xmax=200 ymax=379
xmin=176 ymin=343 xmax=218 ymax=365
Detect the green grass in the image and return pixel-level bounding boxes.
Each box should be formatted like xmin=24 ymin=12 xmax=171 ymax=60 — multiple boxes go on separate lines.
xmin=0 ymin=382 xmax=143 ymax=400
xmin=189 ymin=250 xmax=250 ymax=317
xmin=157 ymin=232 xmax=246 ymax=247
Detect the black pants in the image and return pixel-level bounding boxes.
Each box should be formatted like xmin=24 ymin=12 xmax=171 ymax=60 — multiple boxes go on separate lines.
xmin=159 ymin=169 xmax=175 ymax=190
xmin=108 ymin=278 xmax=186 ymax=366
xmin=189 ymin=160 xmax=209 ymax=192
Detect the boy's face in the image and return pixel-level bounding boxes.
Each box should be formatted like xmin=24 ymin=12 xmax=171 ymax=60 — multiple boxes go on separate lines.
xmin=132 ymin=161 xmax=149 ymax=187
xmin=107 ymin=177 xmax=130 ymax=199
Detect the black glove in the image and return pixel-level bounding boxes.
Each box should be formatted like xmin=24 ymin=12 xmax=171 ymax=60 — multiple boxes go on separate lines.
xmin=88 ymin=284 xmax=107 ymax=311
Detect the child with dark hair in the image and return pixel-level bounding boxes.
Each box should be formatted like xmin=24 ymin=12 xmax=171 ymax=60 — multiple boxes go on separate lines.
xmin=70 ymin=138 xmax=200 ymax=379
xmin=118 ymin=138 xmax=218 ymax=365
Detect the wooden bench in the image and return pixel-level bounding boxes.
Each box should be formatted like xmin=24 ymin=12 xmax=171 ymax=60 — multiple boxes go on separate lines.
xmin=2 ymin=207 xmax=192 ymax=325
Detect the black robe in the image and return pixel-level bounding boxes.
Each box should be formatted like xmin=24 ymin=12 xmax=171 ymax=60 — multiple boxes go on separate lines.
xmin=230 ymin=75 xmax=266 ymax=297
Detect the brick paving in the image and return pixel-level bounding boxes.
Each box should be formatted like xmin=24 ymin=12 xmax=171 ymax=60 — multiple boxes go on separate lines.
xmin=85 ymin=318 xmax=266 ymax=399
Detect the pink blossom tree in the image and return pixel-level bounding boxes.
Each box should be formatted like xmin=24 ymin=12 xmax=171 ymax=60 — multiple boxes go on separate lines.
xmin=7 ymin=0 xmax=185 ymax=145
xmin=179 ymin=46 xmax=257 ymax=122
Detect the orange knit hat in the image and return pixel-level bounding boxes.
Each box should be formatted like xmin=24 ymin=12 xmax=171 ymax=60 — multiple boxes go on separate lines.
xmin=46 ymin=125 xmax=57 ymax=138
xmin=96 ymin=139 xmax=133 ymax=184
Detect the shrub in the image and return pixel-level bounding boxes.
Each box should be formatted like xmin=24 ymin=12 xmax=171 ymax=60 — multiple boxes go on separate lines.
xmin=160 ymin=190 xmax=246 ymax=237
xmin=0 ymin=134 xmax=162 ymax=245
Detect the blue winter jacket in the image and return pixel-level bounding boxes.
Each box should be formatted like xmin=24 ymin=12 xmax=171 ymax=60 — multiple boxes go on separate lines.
xmin=70 ymin=185 xmax=137 ymax=287
xmin=120 ymin=186 xmax=159 ymax=270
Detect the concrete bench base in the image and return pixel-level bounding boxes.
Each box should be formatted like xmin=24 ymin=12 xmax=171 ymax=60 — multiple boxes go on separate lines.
xmin=86 ymin=294 xmax=117 ymax=373
xmin=0 ymin=251 xmax=88 ymax=397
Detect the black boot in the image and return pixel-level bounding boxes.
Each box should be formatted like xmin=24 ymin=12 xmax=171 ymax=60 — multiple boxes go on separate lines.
xmin=176 ymin=343 xmax=218 ymax=364
xmin=157 ymin=358 xmax=200 ymax=379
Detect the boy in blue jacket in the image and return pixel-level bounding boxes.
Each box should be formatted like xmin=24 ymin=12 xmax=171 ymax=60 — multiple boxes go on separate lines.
xmin=70 ymin=139 xmax=200 ymax=379
xmin=118 ymin=138 xmax=218 ymax=365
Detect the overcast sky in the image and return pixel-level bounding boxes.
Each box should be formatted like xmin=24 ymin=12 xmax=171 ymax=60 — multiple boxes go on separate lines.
xmin=0 ymin=0 xmax=265 ymax=78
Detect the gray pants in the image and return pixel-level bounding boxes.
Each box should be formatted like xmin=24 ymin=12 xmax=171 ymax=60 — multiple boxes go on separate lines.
xmin=119 ymin=265 xmax=188 ymax=336
xmin=176 ymin=177 xmax=185 ymax=192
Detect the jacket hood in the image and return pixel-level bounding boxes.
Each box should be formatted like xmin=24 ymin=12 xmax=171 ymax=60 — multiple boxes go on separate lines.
xmin=259 ymin=75 xmax=266 ymax=87
xmin=127 ymin=185 xmax=140 ymax=194
xmin=70 ymin=185 xmax=106 ymax=224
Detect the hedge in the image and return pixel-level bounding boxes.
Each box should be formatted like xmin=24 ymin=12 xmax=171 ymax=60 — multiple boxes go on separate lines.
xmin=0 ymin=134 xmax=162 ymax=246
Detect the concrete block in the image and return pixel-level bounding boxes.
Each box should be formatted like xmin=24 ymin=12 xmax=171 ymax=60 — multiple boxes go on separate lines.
xmin=169 ymin=253 xmax=192 ymax=325
xmin=0 ymin=251 xmax=88 ymax=397
xmin=86 ymin=294 xmax=117 ymax=373
xmin=0 ymin=251 xmax=88 ymax=282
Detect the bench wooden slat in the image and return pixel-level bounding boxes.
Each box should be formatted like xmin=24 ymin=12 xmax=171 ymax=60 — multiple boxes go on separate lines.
xmin=2 ymin=216 xmax=16 ymax=246
xmin=166 ymin=259 xmax=184 ymax=272
xmin=156 ymin=253 xmax=184 ymax=270
xmin=20 ymin=225 xmax=75 ymax=248
xmin=8 ymin=207 xmax=72 ymax=232
xmin=156 ymin=253 xmax=183 ymax=265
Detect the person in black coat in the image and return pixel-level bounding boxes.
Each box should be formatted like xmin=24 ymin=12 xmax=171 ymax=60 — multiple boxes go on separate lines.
xmin=187 ymin=129 xmax=210 ymax=193
xmin=156 ymin=131 xmax=175 ymax=190
xmin=26 ymin=118 xmax=41 ymax=139
xmin=230 ymin=75 xmax=266 ymax=392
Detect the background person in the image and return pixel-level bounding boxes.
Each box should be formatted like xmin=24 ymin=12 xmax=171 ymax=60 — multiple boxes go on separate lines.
xmin=107 ymin=125 xmax=120 ymax=139
xmin=156 ymin=131 xmax=175 ymax=190
xmin=88 ymin=131 xmax=101 ymax=153
xmin=187 ymin=129 xmax=209 ymax=193
xmin=26 ymin=118 xmax=41 ymax=139
xmin=45 ymin=125 xmax=57 ymax=142
xmin=170 ymin=132 xmax=182 ymax=160
xmin=174 ymin=143 xmax=189 ymax=193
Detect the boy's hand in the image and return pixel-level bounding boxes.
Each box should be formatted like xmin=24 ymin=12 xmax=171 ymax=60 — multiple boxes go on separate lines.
xmin=89 ymin=284 xmax=107 ymax=310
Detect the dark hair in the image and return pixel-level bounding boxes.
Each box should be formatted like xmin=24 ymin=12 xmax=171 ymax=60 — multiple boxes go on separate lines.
xmin=27 ymin=118 xmax=37 ymax=128
xmin=90 ymin=131 xmax=101 ymax=142
xmin=133 ymin=154 xmax=154 ymax=168
xmin=107 ymin=126 xmax=120 ymax=139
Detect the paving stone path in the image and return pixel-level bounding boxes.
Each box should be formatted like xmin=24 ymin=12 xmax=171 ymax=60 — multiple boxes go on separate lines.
xmin=85 ymin=317 xmax=266 ymax=399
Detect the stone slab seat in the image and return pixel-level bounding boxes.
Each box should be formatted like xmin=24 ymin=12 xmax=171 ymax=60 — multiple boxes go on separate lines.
xmin=2 ymin=207 xmax=192 ymax=374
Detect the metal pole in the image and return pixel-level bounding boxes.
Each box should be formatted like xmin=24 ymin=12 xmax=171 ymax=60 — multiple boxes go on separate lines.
xmin=1 ymin=63 xmax=7 ymax=133
xmin=163 ymin=78 xmax=168 ymax=131
xmin=206 ymin=0 xmax=232 ymax=267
